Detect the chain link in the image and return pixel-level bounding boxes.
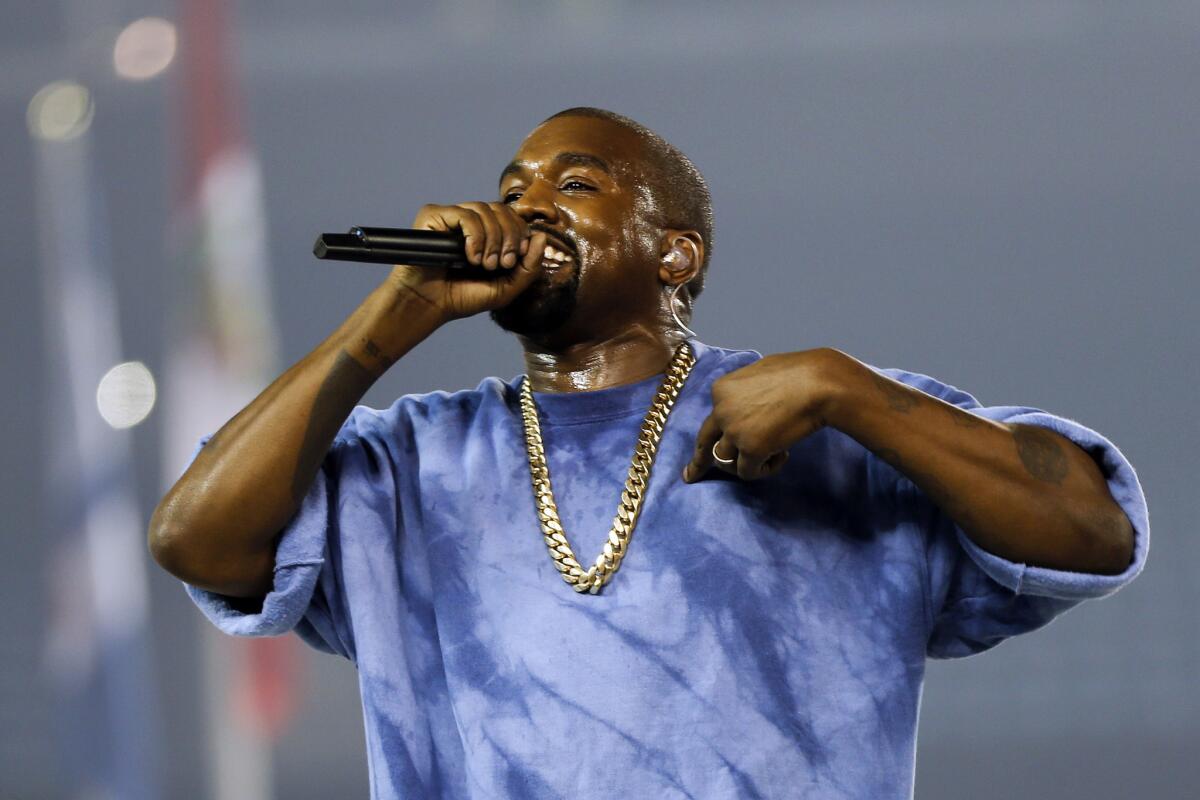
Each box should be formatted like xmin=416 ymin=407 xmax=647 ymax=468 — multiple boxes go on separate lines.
xmin=518 ymin=342 xmax=697 ymax=594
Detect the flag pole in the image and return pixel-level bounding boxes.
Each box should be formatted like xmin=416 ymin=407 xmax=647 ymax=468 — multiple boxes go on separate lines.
xmin=32 ymin=80 xmax=164 ymax=800
xmin=164 ymin=1 xmax=300 ymax=797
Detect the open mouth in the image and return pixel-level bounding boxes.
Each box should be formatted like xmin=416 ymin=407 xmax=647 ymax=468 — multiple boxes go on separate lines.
xmin=540 ymin=242 xmax=574 ymax=269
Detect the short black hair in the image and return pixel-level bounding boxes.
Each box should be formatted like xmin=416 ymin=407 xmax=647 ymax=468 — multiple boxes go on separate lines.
xmin=541 ymin=107 xmax=713 ymax=299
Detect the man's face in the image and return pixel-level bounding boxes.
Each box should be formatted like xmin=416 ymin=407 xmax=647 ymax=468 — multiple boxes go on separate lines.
xmin=490 ymin=115 xmax=664 ymax=340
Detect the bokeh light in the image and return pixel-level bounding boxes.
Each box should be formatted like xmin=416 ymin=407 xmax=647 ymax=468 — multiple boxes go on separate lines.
xmin=26 ymin=81 xmax=94 ymax=142
xmin=113 ymin=17 xmax=177 ymax=81
xmin=96 ymin=361 xmax=157 ymax=429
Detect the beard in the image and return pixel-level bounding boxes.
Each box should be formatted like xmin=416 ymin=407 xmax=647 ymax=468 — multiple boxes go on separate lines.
xmin=489 ymin=264 xmax=581 ymax=338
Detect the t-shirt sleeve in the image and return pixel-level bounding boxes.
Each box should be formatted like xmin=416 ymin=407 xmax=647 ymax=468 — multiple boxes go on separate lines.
xmin=875 ymin=368 xmax=1150 ymax=660
xmin=179 ymin=422 xmax=392 ymax=662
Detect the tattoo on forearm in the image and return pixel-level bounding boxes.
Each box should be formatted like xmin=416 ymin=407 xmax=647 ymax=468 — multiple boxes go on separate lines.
xmin=357 ymin=338 xmax=395 ymax=378
xmin=291 ymin=350 xmax=374 ymax=504
xmin=1012 ymin=424 xmax=1068 ymax=485
xmin=945 ymin=404 xmax=983 ymax=428
xmin=871 ymin=373 xmax=918 ymax=413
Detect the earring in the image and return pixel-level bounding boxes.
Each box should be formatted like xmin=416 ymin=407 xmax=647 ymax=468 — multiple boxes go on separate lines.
xmin=662 ymin=241 xmax=697 ymax=338
xmin=669 ymin=281 xmax=697 ymax=338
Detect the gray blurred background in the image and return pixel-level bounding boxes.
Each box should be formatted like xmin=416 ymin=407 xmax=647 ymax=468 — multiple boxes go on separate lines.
xmin=3 ymin=1 xmax=1196 ymax=798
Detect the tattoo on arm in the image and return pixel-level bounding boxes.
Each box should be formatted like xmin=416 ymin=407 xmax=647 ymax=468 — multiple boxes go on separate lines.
xmin=944 ymin=403 xmax=983 ymax=428
xmin=291 ymin=350 xmax=375 ymax=504
xmin=1011 ymin=424 xmax=1068 ymax=485
xmin=357 ymin=337 xmax=396 ymax=379
xmin=871 ymin=372 xmax=918 ymax=413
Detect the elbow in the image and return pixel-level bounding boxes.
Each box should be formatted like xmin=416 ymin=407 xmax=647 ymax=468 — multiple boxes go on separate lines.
xmin=146 ymin=502 xmax=277 ymax=599
xmin=1078 ymin=504 xmax=1136 ymax=576
xmin=1103 ymin=508 xmax=1136 ymax=574
xmin=147 ymin=503 xmax=186 ymax=578
xmin=147 ymin=493 xmax=211 ymax=583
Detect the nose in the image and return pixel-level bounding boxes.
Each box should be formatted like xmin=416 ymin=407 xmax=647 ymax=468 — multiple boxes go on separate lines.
xmin=510 ymin=178 xmax=559 ymax=224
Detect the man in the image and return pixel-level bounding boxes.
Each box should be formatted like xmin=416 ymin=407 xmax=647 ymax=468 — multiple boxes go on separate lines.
xmin=149 ymin=107 xmax=1148 ymax=799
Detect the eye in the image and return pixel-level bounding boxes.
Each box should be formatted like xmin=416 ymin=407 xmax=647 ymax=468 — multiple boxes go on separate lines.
xmin=502 ymin=190 xmax=523 ymax=204
xmin=561 ymin=179 xmax=594 ymax=192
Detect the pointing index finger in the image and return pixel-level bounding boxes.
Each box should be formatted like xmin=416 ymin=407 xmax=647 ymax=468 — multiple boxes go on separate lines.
xmin=683 ymin=412 xmax=723 ymax=483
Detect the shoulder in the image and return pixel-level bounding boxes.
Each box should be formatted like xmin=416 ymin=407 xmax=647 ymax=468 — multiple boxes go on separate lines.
xmin=687 ymin=339 xmax=764 ymax=379
xmin=331 ymin=375 xmax=513 ymax=449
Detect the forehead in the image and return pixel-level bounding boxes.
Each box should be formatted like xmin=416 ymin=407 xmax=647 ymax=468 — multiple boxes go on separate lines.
xmin=508 ymin=115 xmax=645 ymax=177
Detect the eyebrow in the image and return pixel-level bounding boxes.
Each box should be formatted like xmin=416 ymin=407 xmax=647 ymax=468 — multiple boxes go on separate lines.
xmin=499 ymin=152 xmax=613 ymax=187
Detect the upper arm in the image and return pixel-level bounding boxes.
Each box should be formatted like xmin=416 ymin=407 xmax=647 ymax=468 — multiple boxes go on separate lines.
xmin=871 ymin=365 xmax=1150 ymax=658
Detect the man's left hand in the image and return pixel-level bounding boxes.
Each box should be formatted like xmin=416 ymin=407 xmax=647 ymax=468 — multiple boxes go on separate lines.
xmin=682 ymin=348 xmax=853 ymax=483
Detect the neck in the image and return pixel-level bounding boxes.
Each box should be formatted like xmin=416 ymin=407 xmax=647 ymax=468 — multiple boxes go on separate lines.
xmin=520 ymin=325 xmax=687 ymax=393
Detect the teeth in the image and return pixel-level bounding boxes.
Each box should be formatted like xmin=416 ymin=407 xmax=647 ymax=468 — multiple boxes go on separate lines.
xmin=542 ymin=244 xmax=572 ymax=262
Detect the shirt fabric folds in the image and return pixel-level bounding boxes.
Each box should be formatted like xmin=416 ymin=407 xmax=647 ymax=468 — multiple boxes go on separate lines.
xmin=182 ymin=339 xmax=1149 ymax=799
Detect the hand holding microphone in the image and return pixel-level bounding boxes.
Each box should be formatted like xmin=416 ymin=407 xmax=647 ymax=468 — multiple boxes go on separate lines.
xmin=319 ymin=202 xmax=550 ymax=324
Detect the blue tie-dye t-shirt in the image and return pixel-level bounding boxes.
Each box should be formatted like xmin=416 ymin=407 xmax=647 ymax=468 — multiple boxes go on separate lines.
xmin=183 ymin=339 xmax=1149 ymax=799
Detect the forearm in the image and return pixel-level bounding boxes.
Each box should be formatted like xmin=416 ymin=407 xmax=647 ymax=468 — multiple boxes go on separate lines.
xmin=148 ymin=281 xmax=445 ymax=595
xmin=827 ymin=355 xmax=1134 ymax=574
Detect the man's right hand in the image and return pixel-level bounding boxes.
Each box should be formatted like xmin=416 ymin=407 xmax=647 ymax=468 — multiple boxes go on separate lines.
xmin=386 ymin=202 xmax=548 ymax=323
xmin=150 ymin=200 xmax=549 ymax=599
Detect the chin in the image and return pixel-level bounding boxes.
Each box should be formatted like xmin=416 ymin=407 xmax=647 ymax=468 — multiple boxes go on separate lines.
xmin=490 ymin=267 xmax=580 ymax=338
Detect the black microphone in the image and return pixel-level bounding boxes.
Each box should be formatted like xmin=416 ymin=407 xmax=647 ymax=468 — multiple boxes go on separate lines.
xmin=314 ymin=226 xmax=495 ymax=272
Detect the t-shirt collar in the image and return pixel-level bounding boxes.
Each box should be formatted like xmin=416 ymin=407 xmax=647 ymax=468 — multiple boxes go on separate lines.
xmin=508 ymin=337 xmax=716 ymax=425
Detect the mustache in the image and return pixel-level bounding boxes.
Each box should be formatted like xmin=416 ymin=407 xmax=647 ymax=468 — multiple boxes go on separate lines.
xmin=527 ymin=224 xmax=577 ymax=258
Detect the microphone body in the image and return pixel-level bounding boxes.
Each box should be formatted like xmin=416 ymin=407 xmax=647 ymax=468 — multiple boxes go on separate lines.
xmin=314 ymin=227 xmax=492 ymax=273
xmin=316 ymin=225 xmax=513 ymax=284
xmin=315 ymin=227 xmax=463 ymax=266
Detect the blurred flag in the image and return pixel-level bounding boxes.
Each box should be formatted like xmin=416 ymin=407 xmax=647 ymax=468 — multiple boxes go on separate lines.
xmin=33 ymin=85 xmax=164 ymax=799
xmin=161 ymin=0 xmax=304 ymax=797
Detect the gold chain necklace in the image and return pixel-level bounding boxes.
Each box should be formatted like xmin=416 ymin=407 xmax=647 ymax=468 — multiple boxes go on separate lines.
xmin=518 ymin=342 xmax=697 ymax=594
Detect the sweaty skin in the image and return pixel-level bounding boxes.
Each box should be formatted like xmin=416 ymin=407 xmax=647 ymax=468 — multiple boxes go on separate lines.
xmin=146 ymin=114 xmax=703 ymax=598
xmin=148 ymin=112 xmax=1133 ymax=603
xmin=679 ymin=348 xmax=1135 ymax=574
xmin=495 ymin=115 xmax=705 ymax=392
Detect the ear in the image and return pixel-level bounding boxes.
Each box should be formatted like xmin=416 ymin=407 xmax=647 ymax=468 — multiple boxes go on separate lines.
xmin=657 ymin=229 xmax=705 ymax=287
